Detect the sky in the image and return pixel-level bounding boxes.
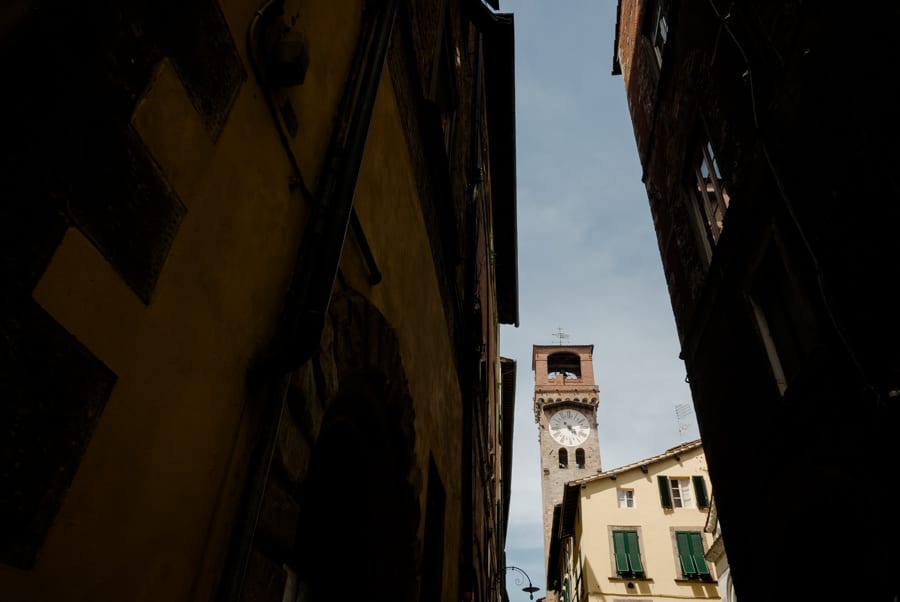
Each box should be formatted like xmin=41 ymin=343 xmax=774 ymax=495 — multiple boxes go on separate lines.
xmin=497 ymin=1 xmax=700 ymax=598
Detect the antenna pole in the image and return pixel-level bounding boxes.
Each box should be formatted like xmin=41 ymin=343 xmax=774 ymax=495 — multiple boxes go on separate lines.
xmin=675 ymin=403 xmax=694 ymax=442
xmin=552 ymin=327 xmax=570 ymax=345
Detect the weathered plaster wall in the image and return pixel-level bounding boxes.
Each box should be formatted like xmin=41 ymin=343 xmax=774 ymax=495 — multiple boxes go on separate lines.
xmin=0 ymin=1 xmax=475 ymax=600
xmin=577 ymin=447 xmax=716 ymax=600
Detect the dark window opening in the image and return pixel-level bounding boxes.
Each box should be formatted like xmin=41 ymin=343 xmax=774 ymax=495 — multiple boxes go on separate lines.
xmin=690 ymin=138 xmax=730 ymax=257
xmin=644 ymin=0 xmax=669 ymax=68
xmin=749 ymin=241 xmax=817 ymax=394
xmin=547 ymin=352 xmax=581 ymax=380
xmin=575 ymin=448 xmax=585 ymax=469
xmin=559 ymin=448 xmax=568 ymax=469
xmin=420 ymin=455 xmax=446 ymax=600
xmin=429 ymin=6 xmax=458 ymax=158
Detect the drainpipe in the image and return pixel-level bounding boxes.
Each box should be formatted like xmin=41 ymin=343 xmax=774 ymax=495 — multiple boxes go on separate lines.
xmin=216 ymin=2 xmax=398 ymax=600
xmin=245 ymin=0 xmax=382 ymax=287
xmin=275 ymin=0 xmax=396 ymax=370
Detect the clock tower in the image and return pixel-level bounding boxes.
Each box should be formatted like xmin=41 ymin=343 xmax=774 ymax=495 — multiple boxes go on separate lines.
xmin=533 ymin=344 xmax=602 ymax=581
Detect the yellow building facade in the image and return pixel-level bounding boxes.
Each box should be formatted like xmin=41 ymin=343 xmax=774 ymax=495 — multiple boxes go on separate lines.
xmin=548 ymin=440 xmax=719 ymax=601
xmin=0 ymin=1 xmax=517 ymax=601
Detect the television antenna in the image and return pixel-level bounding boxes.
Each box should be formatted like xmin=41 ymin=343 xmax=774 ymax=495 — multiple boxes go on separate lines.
xmin=552 ymin=327 xmax=570 ymax=345
xmin=675 ymin=403 xmax=694 ymax=442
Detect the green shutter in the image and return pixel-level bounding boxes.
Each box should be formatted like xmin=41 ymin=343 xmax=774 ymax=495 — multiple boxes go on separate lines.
xmin=695 ymin=554 xmax=711 ymax=576
xmin=676 ymin=532 xmax=697 ymax=577
xmin=625 ymin=531 xmax=643 ymax=573
xmin=613 ymin=531 xmax=630 ymax=574
xmin=690 ymin=532 xmax=710 ymax=576
xmin=693 ymin=476 xmax=709 ymax=509
xmin=658 ymin=475 xmax=672 ymax=508
xmin=677 ymin=532 xmax=710 ymax=579
xmin=628 ymin=551 xmax=644 ymax=573
xmin=614 ymin=530 xmax=643 ymax=575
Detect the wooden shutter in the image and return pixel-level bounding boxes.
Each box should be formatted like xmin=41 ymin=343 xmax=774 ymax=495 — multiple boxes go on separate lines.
xmin=677 ymin=531 xmax=711 ymax=579
xmin=625 ymin=530 xmax=643 ymax=573
xmin=676 ymin=531 xmax=696 ymax=576
xmin=657 ymin=475 xmax=672 ymax=508
xmin=690 ymin=532 xmax=710 ymax=576
xmin=692 ymin=475 xmax=709 ymax=509
xmin=613 ymin=531 xmax=629 ymax=574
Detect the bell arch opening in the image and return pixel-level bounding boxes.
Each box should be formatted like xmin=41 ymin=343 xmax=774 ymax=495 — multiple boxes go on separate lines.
xmin=547 ymin=352 xmax=581 ymax=379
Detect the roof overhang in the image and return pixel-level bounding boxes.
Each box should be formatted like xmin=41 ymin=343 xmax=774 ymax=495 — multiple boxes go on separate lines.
xmin=569 ymin=438 xmax=704 ymax=486
xmin=560 ymin=482 xmax=580 ymax=538
xmin=479 ymin=7 xmax=519 ymax=327
xmin=546 ymin=504 xmax=562 ymax=592
xmin=612 ymin=0 xmax=624 ymax=75
xmin=500 ymin=357 xmax=517 ymax=539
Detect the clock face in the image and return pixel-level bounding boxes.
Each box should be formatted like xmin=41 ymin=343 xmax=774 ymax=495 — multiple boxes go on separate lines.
xmin=548 ymin=408 xmax=591 ymax=447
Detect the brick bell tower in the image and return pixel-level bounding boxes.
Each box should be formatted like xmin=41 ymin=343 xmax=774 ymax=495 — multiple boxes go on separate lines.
xmin=533 ymin=344 xmax=602 ymax=583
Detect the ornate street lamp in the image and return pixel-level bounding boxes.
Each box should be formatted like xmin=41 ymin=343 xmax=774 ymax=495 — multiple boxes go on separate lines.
xmin=505 ymin=565 xmax=540 ymax=600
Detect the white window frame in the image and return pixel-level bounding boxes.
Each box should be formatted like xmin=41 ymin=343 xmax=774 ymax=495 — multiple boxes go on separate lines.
xmin=651 ymin=1 xmax=669 ymax=67
xmin=670 ymin=478 xmax=694 ymax=509
xmin=692 ymin=140 xmax=730 ymax=246
xmin=617 ymin=489 xmax=635 ymax=508
xmin=749 ymin=296 xmax=789 ymax=395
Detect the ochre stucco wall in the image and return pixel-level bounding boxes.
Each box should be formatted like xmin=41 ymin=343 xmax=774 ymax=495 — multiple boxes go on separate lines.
xmin=0 ymin=1 xmax=464 ymax=600
xmin=346 ymin=64 xmax=464 ymax=599
xmin=577 ymin=448 xmax=718 ymax=601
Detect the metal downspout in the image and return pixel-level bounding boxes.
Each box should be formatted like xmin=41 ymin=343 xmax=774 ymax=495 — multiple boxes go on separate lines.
xmin=216 ymin=2 xmax=398 ymax=599
xmin=245 ymin=0 xmax=382 ymax=287
xmin=275 ymin=0 xmax=396 ymax=370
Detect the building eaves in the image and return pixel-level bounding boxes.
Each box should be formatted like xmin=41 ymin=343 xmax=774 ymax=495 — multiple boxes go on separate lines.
xmin=569 ymin=438 xmax=703 ymax=486
xmin=477 ymin=3 xmax=519 ymax=327
xmin=560 ymin=482 xmax=580 ymax=538
xmin=500 ymin=357 xmax=517 ymax=540
xmin=546 ymin=504 xmax=562 ymax=592
xmin=612 ymin=0 xmax=623 ymax=75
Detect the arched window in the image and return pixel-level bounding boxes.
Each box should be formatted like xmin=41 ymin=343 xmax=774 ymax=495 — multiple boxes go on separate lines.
xmin=575 ymin=448 xmax=585 ymax=469
xmin=547 ymin=352 xmax=581 ymax=380
xmin=559 ymin=449 xmax=568 ymax=468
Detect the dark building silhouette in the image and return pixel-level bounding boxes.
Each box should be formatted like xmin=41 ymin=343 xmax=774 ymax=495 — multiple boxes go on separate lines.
xmin=0 ymin=1 xmax=518 ymax=600
xmin=613 ymin=1 xmax=899 ymax=599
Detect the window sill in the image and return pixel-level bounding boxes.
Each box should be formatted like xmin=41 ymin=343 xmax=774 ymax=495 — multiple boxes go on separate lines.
xmin=675 ymin=577 xmax=715 ymax=584
xmin=608 ymin=577 xmax=653 ymax=583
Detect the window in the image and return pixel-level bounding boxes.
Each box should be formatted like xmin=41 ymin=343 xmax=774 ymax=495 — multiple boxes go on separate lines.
xmin=670 ymin=478 xmax=693 ymax=508
xmin=612 ymin=530 xmax=645 ymax=578
xmin=559 ymin=449 xmax=568 ymax=469
xmin=675 ymin=531 xmax=711 ymax=580
xmin=749 ymin=241 xmax=817 ymax=395
xmin=576 ymin=448 xmax=586 ymax=469
xmin=617 ymin=489 xmax=635 ymax=508
xmin=690 ymin=138 xmax=730 ymax=258
xmin=657 ymin=476 xmax=708 ymax=509
xmin=650 ymin=0 xmax=669 ymax=67
xmin=577 ymin=549 xmax=585 ymax=597
xmin=428 ymin=6 xmax=458 ymax=157
xmin=692 ymin=476 xmax=710 ymax=509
